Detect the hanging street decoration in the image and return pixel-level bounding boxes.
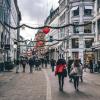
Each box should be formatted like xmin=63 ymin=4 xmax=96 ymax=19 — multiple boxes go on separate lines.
xmin=42 ymin=27 xmax=50 ymax=34
xmin=37 ymin=41 xmax=44 ymax=47
xmin=0 ymin=20 xmax=92 ymax=30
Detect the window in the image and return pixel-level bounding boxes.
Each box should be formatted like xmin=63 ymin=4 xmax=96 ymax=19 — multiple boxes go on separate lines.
xmin=60 ymin=28 xmax=65 ymax=38
xmin=72 ymin=38 xmax=79 ymax=48
xmin=97 ymin=19 xmax=100 ymax=34
xmin=84 ymin=21 xmax=92 ymax=33
xmin=72 ymin=6 xmax=79 ymax=16
xmin=97 ymin=0 xmax=100 ymax=12
xmin=85 ymin=38 xmax=94 ymax=48
xmin=72 ymin=52 xmax=79 ymax=59
xmin=60 ymin=0 xmax=66 ymax=10
xmin=84 ymin=6 xmax=92 ymax=16
xmin=60 ymin=12 xmax=65 ymax=23
xmin=73 ymin=22 xmax=79 ymax=33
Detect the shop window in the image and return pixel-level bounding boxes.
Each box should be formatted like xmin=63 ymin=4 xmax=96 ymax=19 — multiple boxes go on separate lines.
xmin=72 ymin=38 xmax=79 ymax=48
xmin=72 ymin=52 xmax=79 ymax=59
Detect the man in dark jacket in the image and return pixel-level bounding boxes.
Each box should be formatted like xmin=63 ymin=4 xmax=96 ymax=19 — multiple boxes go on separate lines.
xmin=29 ymin=58 xmax=33 ymax=73
xmin=89 ymin=60 xmax=93 ymax=73
xmin=50 ymin=59 xmax=56 ymax=72
xmin=41 ymin=58 xmax=44 ymax=68
xmin=35 ymin=57 xmax=41 ymax=70
xmin=44 ymin=58 xmax=47 ymax=68
xmin=67 ymin=57 xmax=73 ymax=82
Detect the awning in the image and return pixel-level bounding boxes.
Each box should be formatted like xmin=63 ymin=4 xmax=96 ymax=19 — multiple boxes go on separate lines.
xmin=85 ymin=6 xmax=93 ymax=9
xmin=71 ymin=6 xmax=78 ymax=11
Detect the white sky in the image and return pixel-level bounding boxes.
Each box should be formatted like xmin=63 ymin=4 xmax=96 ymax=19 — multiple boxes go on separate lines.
xmin=17 ymin=0 xmax=59 ymax=40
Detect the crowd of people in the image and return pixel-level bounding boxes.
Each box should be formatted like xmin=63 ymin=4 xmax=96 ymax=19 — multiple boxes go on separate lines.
xmin=55 ymin=56 xmax=83 ymax=92
xmin=16 ymin=56 xmax=49 ymax=73
xmin=15 ymin=55 xmax=100 ymax=92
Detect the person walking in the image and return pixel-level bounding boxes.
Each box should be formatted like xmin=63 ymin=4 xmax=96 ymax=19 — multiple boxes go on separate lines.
xmin=44 ymin=58 xmax=47 ymax=68
xmin=70 ymin=59 xmax=82 ymax=91
xmin=79 ymin=59 xmax=83 ymax=82
xmin=21 ymin=58 xmax=27 ymax=72
xmin=55 ymin=57 xmax=67 ymax=91
xmin=28 ymin=57 xmax=33 ymax=73
xmin=41 ymin=58 xmax=44 ymax=68
xmin=35 ymin=57 xmax=41 ymax=70
xmin=67 ymin=57 xmax=73 ymax=82
xmin=89 ymin=59 xmax=93 ymax=73
xmin=50 ymin=59 xmax=56 ymax=72
xmin=16 ymin=58 xmax=20 ymax=73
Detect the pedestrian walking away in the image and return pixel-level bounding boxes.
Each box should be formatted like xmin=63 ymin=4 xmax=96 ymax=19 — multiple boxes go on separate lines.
xmin=29 ymin=57 xmax=34 ymax=73
xmin=44 ymin=58 xmax=47 ymax=68
xmin=55 ymin=57 xmax=67 ymax=91
xmin=89 ymin=59 xmax=93 ymax=73
xmin=67 ymin=57 xmax=73 ymax=82
xmin=16 ymin=59 xmax=20 ymax=73
xmin=35 ymin=57 xmax=41 ymax=70
xmin=21 ymin=58 xmax=27 ymax=72
xmin=70 ymin=59 xmax=83 ymax=91
xmin=50 ymin=59 xmax=56 ymax=72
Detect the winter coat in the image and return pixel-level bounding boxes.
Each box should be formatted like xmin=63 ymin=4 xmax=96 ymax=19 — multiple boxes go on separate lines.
xmin=35 ymin=59 xmax=41 ymax=66
xmin=29 ymin=58 xmax=33 ymax=66
xmin=55 ymin=58 xmax=66 ymax=75
xmin=71 ymin=63 xmax=83 ymax=76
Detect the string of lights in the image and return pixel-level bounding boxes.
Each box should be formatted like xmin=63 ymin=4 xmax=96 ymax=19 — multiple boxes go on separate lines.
xmin=0 ymin=20 xmax=92 ymax=30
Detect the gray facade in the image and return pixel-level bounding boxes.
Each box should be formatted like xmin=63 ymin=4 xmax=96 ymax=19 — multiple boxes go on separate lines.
xmin=66 ymin=0 xmax=94 ymax=64
xmin=92 ymin=0 xmax=100 ymax=63
xmin=0 ymin=0 xmax=21 ymax=71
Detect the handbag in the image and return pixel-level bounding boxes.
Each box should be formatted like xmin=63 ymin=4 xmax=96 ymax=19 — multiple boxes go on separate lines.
xmin=63 ymin=68 xmax=67 ymax=77
xmin=70 ymin=67 xmax=77 ymax=77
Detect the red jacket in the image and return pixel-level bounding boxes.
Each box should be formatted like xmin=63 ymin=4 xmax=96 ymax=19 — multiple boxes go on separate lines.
xmin=55 ymin=64 xmax=66 ymax=75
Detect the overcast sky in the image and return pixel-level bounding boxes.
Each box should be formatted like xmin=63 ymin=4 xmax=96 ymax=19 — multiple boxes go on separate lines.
xmin=17 ymin=0 xmax=59 ymax=40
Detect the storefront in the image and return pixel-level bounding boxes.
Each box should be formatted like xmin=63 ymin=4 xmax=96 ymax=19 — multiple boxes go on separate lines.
xmin=84 ymin=49 xmax=94 ymax=65
xmin=92 ymin=44 xmax=100 ymax=63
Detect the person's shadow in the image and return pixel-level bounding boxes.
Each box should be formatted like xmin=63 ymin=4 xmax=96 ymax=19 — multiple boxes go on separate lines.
xmin=58 ymin=90 xmax=93 ymax=99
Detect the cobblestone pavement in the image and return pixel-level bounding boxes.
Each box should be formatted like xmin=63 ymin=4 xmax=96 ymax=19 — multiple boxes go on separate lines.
xmin=0 ymin=66 xmax=100 ymax=100
xmin=46 ymin=67 xmax=100 ymax=100
xmin=0 ymin=66 xmax=47 ymax=100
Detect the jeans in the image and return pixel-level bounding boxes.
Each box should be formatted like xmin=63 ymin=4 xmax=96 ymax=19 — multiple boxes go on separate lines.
xmin=73 ymin=76 xmax=79 ymax=90
xmin=58 ymin=73 xmax=65 ymax=91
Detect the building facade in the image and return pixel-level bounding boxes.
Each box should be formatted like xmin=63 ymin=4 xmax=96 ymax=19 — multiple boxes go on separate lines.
xmin=0 ymin=0 xmax=21 ymax=71
xmin=0 ymin=0 xmax=11 ymax=68
xmin=10 ymin=0 xmax=21 ymax=63
xmin=66 ymin=0 xmax=94 ymax=64
xmin=44 ymin=7 xmax=59 ymax=61
xmin=92 ymin=0 xmax=100 ymax=63
xmin=58 ymin=0 xmax=69 ymax=60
